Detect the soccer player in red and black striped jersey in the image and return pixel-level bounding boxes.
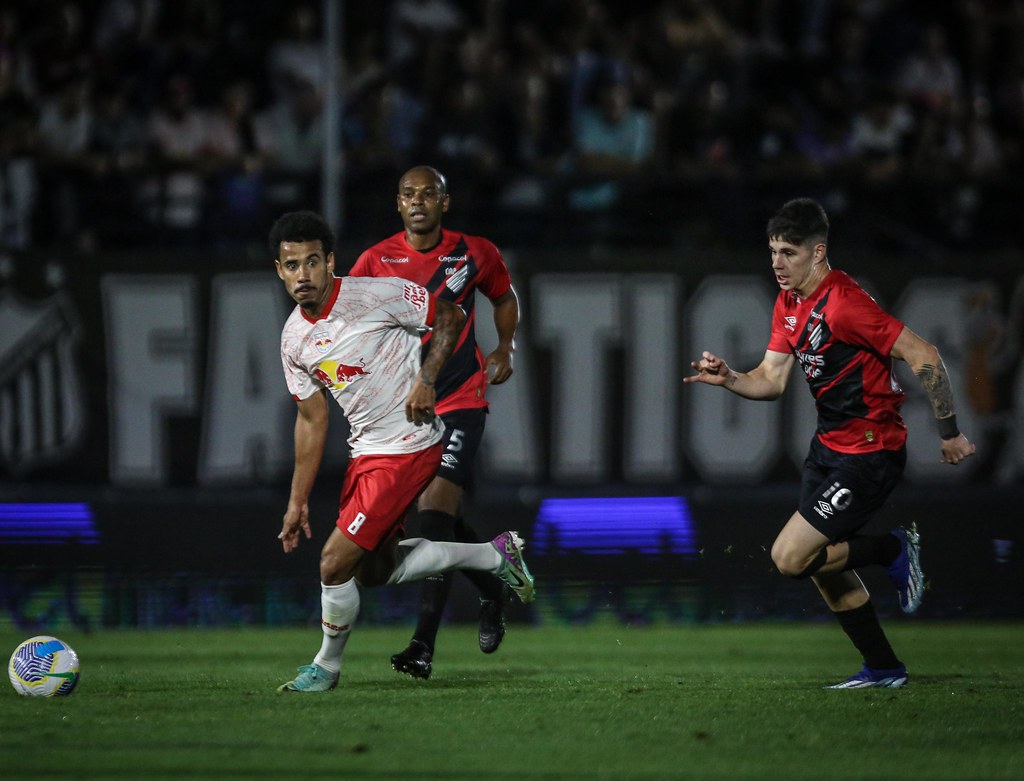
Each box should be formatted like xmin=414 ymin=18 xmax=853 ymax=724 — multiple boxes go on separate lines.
xmin=685 ymin=198 xmax=975 ymax=688
xmin=349 ymin=166 xmax=520 ymax=679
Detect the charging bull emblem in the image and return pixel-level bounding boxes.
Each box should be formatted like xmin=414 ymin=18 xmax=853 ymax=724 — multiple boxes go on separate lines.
xmin=315 ymin=358 xmax=371 ymax=389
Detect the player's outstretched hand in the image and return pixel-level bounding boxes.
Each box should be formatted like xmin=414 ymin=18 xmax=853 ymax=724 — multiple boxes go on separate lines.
xmin=940 ymin=433 xmax=976 ymax=465
xmin=683 ymin=351 xmax=733 ymax=386
xmin=279 ymin=505 xmax=312 ymax=553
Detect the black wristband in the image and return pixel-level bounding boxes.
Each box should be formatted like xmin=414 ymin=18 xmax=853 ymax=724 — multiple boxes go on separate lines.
xmin=937 ymin=414 xmax=960 ymax=440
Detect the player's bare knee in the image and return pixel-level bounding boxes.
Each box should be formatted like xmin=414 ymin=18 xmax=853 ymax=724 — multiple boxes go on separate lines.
xmin=775 ymin=547 xmax=827 ymax=579
xmin=319 ymin=549 xmax=351 ymax=585
xmin=770 ymin=541 xmax=795 ymax=575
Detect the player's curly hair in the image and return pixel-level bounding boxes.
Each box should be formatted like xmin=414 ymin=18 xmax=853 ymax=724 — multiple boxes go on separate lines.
xmin=766 ymin=198 xmax=829 ymax=247
xmin=268 ymin=210 xmax=335 ymax=257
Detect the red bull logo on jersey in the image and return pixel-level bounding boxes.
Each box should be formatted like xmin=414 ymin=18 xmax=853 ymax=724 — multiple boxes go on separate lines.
xmin=313 ymin=331 xmax=332 ymax=354
xmin=315 ymin=359 xmax=371 ymax=389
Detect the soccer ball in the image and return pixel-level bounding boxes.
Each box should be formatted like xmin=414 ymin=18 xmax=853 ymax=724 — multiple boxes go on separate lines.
xmin=8 ymin=636 xmax=80 ymax=697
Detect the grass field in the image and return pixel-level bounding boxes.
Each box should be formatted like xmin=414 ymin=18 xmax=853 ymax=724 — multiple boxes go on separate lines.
xmin=1 ymin=622 xmax=1022 ymax=780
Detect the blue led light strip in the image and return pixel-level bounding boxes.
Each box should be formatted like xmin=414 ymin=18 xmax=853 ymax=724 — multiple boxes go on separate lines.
xmin=533 ymin=496 xmax=697 ymax=556
xmin=0 ymin=503 xmax=100 ymax=545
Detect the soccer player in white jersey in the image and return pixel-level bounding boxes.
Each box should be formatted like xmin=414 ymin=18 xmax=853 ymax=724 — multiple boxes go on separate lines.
xmin=270 ymin=210 xmax=535 ymax=692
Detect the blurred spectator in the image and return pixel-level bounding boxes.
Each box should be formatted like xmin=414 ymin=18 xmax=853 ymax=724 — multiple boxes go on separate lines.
xmin=347 ymin=74 xmax=426 ymax=177
xmin=910 ymin=95 xmax=967 ymax=181
xmin=143 ymin=74 xmax=209 ymax=236
xmin=267 ymin=4 xmax=326 ymax=100
xmin=388 ymin=0 xmax=464 ymax=99
xmin=36 ymin=75 xmax=94 ymax=247
xmin=815 ymin=14 xmax=872 ymax=116
xmin=568 ymin=77 xmax=654 ymax=210
xmin=750 ymin=103 xmax=808 ymax=181
xmin=91 ymin=0 xmax=161 ymax=107
xmin=253 ymin=77 xmax=324 ymax=214
xmin=85 ymin=81 xmax=150 ymax=244
xmin=897 ymin=23 xmax=964 ymax=113
xmin=0 ymin=43 xmax=38 ymax=249
xmin=388 ymin=0 xmax=464 ymax=67
xmin=795 ymin=110 xmax=858 ymax=180
xmin=431 ymin=77 xmax=509 ymax=177
xmin=849 ymin=87 xmax=915 ymax=183
xmin=202 ymin=79 xmax=267 ymax=242
xmin=672 ymin=77 xmax=743 ymax=181
xmin=93 ymin=0 xmax=162 ymax=53
xmin=962 ymin=96 xmax=1004 ymax=179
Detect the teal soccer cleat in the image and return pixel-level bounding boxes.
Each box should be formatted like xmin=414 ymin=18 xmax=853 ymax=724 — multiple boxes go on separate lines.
xmin=277 ymin=663 xmax=339 ymax=693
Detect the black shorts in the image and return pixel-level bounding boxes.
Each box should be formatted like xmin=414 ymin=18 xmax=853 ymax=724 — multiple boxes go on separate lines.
xmin=436 ymin=407 xmax=487 ymax=488
xmin=798 ymin=437 xmax=907 ymax=542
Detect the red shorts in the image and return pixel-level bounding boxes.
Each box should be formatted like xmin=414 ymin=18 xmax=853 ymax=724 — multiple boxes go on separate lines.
xmin=335 ymin=444 xmax=442 ymax=551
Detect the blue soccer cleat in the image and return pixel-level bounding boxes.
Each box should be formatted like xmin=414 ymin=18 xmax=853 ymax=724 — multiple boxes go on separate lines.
xmin=888 ymin=523 xmax=924 ymax=614
xmin=277 ymin=663 xmax=339 ymax=692
xmin=826 ymin=663 xmax=908 ymax=689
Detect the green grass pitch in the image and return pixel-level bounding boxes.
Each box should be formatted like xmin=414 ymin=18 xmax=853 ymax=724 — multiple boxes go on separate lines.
xmin=1 ymin=623 xmax=1022 ymax=780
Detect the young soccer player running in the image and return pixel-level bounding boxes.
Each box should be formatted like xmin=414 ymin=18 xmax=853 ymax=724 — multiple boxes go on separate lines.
xmin=349 ymin=166 xmax=519 ymax=679
xmin=685 ymin=198 xmax=975 ymax=688
xmin=270 ymin=210 xmax=534 ymax=692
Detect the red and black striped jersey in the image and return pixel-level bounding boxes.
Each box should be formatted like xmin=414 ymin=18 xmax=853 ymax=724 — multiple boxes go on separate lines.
xmin=768 ymin=269 xmax=907 ymax=453
xmin=348 ymin=230 xmax=512 ymax=414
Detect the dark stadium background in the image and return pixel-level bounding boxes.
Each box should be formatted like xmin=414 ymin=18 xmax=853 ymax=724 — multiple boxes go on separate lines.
xmin=1 ymin=0 xmax=1021 ymax=630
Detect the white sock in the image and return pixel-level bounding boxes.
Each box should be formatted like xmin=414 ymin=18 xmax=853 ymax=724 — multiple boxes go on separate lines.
xmin=313 ymin=578 xmax=359 ymax=675
xmin=387 ymin=538 xmax=502 ymax=585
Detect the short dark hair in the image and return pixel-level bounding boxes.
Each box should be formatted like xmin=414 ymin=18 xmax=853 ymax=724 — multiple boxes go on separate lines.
xmin=766 ymin=198 xmax=829 ymax=247
xmin=398 ymin=165 xmax=448 ymax=195
xmin=268 ymin=210 xmax=335 ymax=257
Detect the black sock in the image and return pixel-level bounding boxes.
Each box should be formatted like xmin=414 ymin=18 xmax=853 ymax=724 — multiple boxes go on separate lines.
xmin=411 ymin=573 xmax=453 ymax=652
xmin=834 ymin=600 xmax=901 ymax=670
xmin=454 ymin=516 xmax=504 ymax=600
xmin=844 ymin=533 xmax=901 ymax=571
xmin=410 ymin=510 xmax=457 ymax=651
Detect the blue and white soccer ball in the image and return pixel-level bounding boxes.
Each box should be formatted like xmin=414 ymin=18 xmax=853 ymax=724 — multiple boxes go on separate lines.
xmin=8 ymin=636 xmax=80 ymax=697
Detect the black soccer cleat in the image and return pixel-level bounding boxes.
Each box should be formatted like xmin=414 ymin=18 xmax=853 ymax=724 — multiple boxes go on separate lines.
xmin=391 ymin=640 xmax=432 ymax=680
xmin=478 ymin=591 xmax=507 ymax=654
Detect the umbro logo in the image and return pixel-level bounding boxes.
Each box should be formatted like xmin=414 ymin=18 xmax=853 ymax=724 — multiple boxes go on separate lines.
xmin=814 ymin=500 xmax=833 ymax=519
xmin=784 ymin=316 xmax=797 ymax=331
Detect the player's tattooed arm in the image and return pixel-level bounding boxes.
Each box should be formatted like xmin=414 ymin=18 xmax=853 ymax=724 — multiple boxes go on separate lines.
xmin=915 ymin=361 xmax=955 ymax=420
xmin=407 ymin=299 xmax=466 ymax=425
xmin=420 ymin=299 xmax=466 ymax=386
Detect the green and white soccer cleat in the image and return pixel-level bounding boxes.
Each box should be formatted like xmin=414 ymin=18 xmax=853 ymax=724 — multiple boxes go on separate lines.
xmin=491 ymin=531 xmax=536 ymax=604
xmin=277 ymin=663 xmax=339 ymax=692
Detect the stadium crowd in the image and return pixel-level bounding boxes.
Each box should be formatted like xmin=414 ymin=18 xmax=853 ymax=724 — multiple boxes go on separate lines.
xmin=1 ymin=0 xmax=1022 ymax=254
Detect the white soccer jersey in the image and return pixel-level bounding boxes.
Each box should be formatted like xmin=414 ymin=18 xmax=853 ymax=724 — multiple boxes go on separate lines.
xmin=280 ymin=276 xmax=442 ymax=457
